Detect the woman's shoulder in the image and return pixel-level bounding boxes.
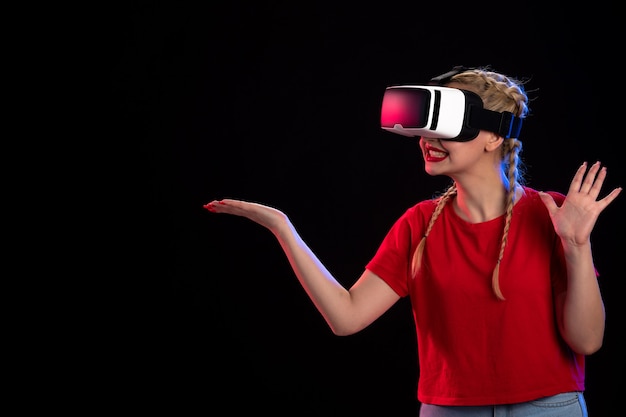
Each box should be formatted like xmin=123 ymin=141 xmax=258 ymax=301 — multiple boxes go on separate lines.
xmin=407 ymin=197 xmax=439 ymax=215
xmin=521 ymin=186 xmax=566 ymax=206
xmin=392 ymin=198 xmax=439 ymax=228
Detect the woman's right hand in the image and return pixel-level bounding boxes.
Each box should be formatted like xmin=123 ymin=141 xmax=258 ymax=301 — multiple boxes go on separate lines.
xmin=203 ymin=199 xmax=289 ymax=233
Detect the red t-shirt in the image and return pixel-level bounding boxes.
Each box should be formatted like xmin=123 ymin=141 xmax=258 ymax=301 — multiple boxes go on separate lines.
xmin=366 ymin=186 xmax=585 ymax=406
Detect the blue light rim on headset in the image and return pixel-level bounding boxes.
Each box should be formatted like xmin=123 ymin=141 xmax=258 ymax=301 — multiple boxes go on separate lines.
xmin=429 ymin=65 xmax=524 ymax=140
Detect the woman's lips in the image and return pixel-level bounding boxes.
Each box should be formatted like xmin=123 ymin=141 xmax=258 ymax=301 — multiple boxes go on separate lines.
xmin=425 ymin=145 xmax=448 ymax=162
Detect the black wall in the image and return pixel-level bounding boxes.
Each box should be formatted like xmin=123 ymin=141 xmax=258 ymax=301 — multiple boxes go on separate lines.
xmin=108 ymin=3 xmax=624 ymax=415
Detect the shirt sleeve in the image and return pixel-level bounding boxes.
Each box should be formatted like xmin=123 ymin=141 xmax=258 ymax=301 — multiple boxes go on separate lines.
xmin=366 ymin=204 xmax=429 ymax=297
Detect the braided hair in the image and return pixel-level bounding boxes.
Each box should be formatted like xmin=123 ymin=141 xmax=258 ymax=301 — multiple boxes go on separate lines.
xmin=410 ymin=67 xmax=530 ymax=301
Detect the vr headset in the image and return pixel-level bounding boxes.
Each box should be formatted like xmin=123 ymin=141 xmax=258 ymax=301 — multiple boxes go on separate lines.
xmin=380 ymin=66 xmax=523 ymax=141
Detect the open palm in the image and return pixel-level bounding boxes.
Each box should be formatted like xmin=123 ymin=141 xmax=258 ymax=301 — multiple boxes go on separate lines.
xmin=539 ymin=162 xmax=622 ymax=246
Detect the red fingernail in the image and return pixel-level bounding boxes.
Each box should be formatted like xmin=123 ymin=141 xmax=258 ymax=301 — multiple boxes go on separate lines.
xmin=218 ymin=201 xmax=226 ymax=205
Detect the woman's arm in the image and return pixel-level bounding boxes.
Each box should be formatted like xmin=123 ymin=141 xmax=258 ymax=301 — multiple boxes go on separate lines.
xmin=204 ymin=199 xmax=401 ymax=335
xmin=540 ymin=161 xmax=622 ymax=355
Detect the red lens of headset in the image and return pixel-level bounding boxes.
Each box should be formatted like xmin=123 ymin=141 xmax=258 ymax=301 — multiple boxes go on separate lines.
xmin=381 ymin=88 xmax=431 ymax=129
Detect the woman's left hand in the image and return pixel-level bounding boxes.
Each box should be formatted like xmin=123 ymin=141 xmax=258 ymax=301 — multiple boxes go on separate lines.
xmin=539 ymin=161 xmax=622 ymax=246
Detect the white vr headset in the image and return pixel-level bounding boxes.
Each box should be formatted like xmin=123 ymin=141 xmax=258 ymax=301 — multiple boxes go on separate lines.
xmin=380 ymin=69 xmax=523 ymax=141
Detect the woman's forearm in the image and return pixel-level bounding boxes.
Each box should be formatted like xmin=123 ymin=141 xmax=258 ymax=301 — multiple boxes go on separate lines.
xmin=560 ymin=241 xmax=605 ymax=355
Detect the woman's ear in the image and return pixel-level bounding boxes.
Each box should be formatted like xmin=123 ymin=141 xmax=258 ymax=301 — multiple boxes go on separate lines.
xmin=485 ymin=133 xmax=504 ymax=152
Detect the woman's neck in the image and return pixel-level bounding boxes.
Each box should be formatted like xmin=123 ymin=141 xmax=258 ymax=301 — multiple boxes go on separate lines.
xmin=452 ymin=180 xmax=520 ymax=224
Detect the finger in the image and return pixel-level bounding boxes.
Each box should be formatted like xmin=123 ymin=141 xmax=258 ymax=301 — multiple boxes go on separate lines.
xmin=203 ymin=199 xmax=239 ymax=214
xmin=214 ymin=199 xmax=249 ymax=215
xmin=568 ymin=162 xmax=588 ymax=194
xmin=597 ymin=187 xmax=623 ymax=210
xmin=580 ymin=161 xmax=602 ymax=194
xmin=219 ymin=198 xmax=241 ymax=205
xmin=589 ymin=167 xmax=607 ymax=197
xmin=538 ymin=191 xmax=558 ymax=215
xmin=588 ymin=165 xmax=608 ymax=197
xmin=203 ymin=200 xmax=220 ymax=212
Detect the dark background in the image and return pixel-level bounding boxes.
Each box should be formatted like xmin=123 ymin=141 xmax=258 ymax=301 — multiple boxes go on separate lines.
xmin=107 ymin=2 xmax=624 ymax=415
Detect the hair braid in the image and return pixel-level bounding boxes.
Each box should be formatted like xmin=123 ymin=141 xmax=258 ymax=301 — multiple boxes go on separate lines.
xmin=414 ymin=67 xmax=529 ymax=299
xmin=491 ymin=130 xmax=525 ymax=300
xmin=411 ymin=183 xmax=458 ymax=278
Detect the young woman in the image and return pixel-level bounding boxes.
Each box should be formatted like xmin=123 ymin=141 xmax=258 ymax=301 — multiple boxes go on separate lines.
xmin=203 ymin=67 xmax=621 ymax=416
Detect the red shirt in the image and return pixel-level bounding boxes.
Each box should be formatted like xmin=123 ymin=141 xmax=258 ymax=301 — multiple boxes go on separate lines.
xmin=366 ymin=187 xmax=585 ymax=406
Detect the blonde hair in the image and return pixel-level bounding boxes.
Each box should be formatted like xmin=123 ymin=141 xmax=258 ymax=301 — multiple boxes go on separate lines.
xmin=411 ymin=67 xmax=530 ymax=301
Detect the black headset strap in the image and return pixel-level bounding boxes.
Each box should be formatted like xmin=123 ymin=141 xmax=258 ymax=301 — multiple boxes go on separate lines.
xmin=428 ymin=65 xmax=469 ymax=85
xmin=430 ymin=66 xmax=524 ymax=139
xmin=469 ymin=107 xmax=523 ymax=139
